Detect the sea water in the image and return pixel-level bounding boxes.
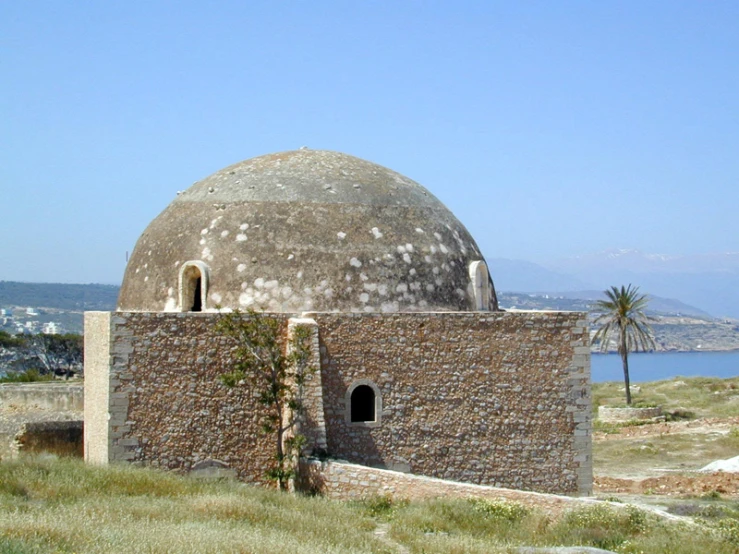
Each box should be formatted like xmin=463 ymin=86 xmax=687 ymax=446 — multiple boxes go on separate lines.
xmin=591 ymin=351 xmax=739 ymax=383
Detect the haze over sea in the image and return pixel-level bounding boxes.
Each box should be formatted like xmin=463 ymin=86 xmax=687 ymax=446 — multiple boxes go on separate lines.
xmin=591 ymin=351 xmax=739 ymax=383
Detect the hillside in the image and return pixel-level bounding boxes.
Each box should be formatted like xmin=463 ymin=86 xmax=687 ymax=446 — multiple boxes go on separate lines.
xmin=0 ymin=281 xmax=118 ymax=311
xmin=0 ymin=445 xmax=736 ymax=553
xmin=501 ymin=289 xmax=714 ymax=319
xmin=499 ymin=292 xmax=739 ymax=352
xmin=590 ymin=376 xmax=739 ymax=535
xmin=490 ymin=251 xmax=739 ymax=319
xmin=544 ymin=249 xmax=739 ymax=319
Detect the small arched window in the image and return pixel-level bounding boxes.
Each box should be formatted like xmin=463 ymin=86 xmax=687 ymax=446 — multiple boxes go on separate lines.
xmin=351 ymin=385 xmax=375 ymax=422
xmin=346 ymin=380 xmax=382 ymax=426
xmin=468 ymin=260 xmax=491 ymax=311
xmin=179 ymin=261 xmax=209 ymax=312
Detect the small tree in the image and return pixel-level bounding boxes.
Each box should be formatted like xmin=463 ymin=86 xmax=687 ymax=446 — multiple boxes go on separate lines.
xmin=216 ymin=310 xmax=315 ymax=490
xmin=1 ymin=333 xmax=83 ymax=378
xmin=26 ymin=333 xmax=84 ymax=377
xmin=0 ymin=331 xmax=26 ymax=348
xmin=592 ymin=284 xmax=656 ymax=405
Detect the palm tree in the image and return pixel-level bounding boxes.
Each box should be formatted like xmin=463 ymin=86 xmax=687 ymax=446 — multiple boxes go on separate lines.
xmin=592 ymin=284 xmax=656 ymax=405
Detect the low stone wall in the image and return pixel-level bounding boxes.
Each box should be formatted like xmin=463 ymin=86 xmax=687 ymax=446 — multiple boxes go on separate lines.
xmin=0 ymin=383 xmax=83 ymax=412
xmin=598 ymin=406 xmax=663 ymax=423
xmin=0 ymin=383 xmax=84 ymax=460
xmin=298 ymin=459 xmax=599 ymax=517
xmin=15 ymin=420 xmax=83 ymax=457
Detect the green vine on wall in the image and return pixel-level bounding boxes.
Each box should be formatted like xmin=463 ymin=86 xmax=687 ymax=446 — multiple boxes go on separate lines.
xmin=216 ymin=309 xmax=316 ymax=490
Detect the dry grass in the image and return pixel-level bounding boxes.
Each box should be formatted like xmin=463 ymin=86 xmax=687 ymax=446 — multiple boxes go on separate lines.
xmin=2 ymin=457 xmax=739 ymax=553
xmin=0 ymin=456 xmax=384 ymax=554
xmin=385 ymin=497 xmax=739 ymax=554
xmin=592 ymin=376 xmax=739 ymax=479
xmin=595 ymin=429 xmax=739 ymax=478
xmin=593 ymin=375 xmax=739 ymax=418
xmin=4 ymin=376 xmax=739 ymax=553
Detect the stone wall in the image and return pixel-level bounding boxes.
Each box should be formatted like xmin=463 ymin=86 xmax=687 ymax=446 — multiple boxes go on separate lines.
xmin=84 ymin=311 xmax=115 ymax=464
xmin=598 ymin=406 xmax=663 ymax=423
xmin=85 ymin=312 xmax=286 ymax=484
xmin=312 ymin=311 xmax=591 ymax=495
xmin=299 ymin=459 xmax=597 ymax=517
xmin=1 ymin=383 xmax=83 ymax=461
xmin=288 ymin=318 xmax=328 ymax=455
xmin=0 ymin=383 xmax=83 ymax=412
xmin=85 ymin=310 xmax=591 ymax=494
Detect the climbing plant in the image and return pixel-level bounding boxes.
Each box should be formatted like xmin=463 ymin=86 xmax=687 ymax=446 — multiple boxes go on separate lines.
xmin=216 ymin=309 xmax=315 ymax=490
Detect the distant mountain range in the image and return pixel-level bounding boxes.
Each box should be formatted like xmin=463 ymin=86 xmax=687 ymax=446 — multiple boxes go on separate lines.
xmin=0 ymin=281 xmax=119 ymax=312
xmin=1 ymin=276 xmax=737 ymax=351
xmin=498 ymin=291 xmax=712 ymax=319
xmin=490 ymin=249 xmax=739 ymax=319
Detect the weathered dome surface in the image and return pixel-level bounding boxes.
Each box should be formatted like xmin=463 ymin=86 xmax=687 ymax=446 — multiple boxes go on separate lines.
xmin=118 ymin=149 xmax=498 ymax=313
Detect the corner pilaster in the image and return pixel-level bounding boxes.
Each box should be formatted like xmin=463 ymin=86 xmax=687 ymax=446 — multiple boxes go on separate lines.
xmin=287 ymin=317 xmax=327 ymax=454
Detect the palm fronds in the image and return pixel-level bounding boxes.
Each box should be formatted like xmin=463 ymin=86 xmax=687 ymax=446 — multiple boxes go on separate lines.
xmin=591 ymin=284 xmax=655 ymax=404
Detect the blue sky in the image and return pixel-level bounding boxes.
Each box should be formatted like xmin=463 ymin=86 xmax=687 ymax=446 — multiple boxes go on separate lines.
xmin=2 ymin=1 xmax=737 ymax=284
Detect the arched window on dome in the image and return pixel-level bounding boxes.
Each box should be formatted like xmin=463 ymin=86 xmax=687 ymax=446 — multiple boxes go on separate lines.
xmin=468 ymin=260 xmax=491 ymax=311
xmin=179 ymin=261 xmax=209 ymax=312
xmin=346 ymin=380 xmax=382 ymax=427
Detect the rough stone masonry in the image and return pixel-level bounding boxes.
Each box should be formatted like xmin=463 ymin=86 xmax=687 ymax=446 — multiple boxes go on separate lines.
xmin=85 ymin=310 xmax=591 ymax=494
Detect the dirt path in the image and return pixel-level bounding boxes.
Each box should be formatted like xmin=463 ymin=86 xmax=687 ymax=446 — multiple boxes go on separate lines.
xmin=595 ymin=473 xmax=739 ymax=497
xmin=373 ymin=522 xmax=410 ymax=554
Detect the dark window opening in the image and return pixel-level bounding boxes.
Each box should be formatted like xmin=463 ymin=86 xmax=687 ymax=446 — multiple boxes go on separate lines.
xmin=191 ymin=277 xmax=202 ymax=312
xmin=179 ymin=262 xmax=208 ymax=313
xmin=351 ymin=385 xmax=375 ymax=422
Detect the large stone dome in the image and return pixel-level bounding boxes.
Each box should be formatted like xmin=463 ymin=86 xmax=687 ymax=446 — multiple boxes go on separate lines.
xmin=118 ymin=149 xmax=498 ymax=313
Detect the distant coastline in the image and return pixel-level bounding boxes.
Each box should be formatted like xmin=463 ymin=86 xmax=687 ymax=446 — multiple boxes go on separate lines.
xmin=2 ymin=282 xmax=739 ymax=352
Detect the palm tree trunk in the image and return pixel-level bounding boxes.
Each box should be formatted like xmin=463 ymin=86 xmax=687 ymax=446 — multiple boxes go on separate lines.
xmin=621 ymin=332 xmax=632 ymax=405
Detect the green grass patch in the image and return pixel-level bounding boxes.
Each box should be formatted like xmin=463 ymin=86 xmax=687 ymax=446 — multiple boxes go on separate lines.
xmin=2 ymin=457 xmax=739 ymax=553
xmin=592 ymin=376 xmax=739 ymax=478
xmin=0 ymin=457 xmax=384 ymax=554
xmin=387 ymin=498 xmax=739 ymax=554
xmin=353 ymin=494 xmax=409 ymax=519
xmin=0 ymin=369 xmax=55 ymax=383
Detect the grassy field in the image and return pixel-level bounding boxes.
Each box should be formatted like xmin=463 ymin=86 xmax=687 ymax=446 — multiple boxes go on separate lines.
xmin=592 ymin=376 xmax=739 ymax=478
xmin=2 ymin=376 xmax=739 ymax=553
xmin=592 ymin=375 xmax=739 ymax=418
xmin=1 ymin=456 xmax=739 ymax=554
xmin=594 ymin=427 xmax=739 ymax=479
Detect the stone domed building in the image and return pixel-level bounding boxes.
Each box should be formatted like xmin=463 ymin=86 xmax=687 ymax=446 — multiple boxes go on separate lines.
xmin=118 ymin=149 xmax=497 ymax=314
xmin=85 ymin=150 xmax=591 ymax=497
